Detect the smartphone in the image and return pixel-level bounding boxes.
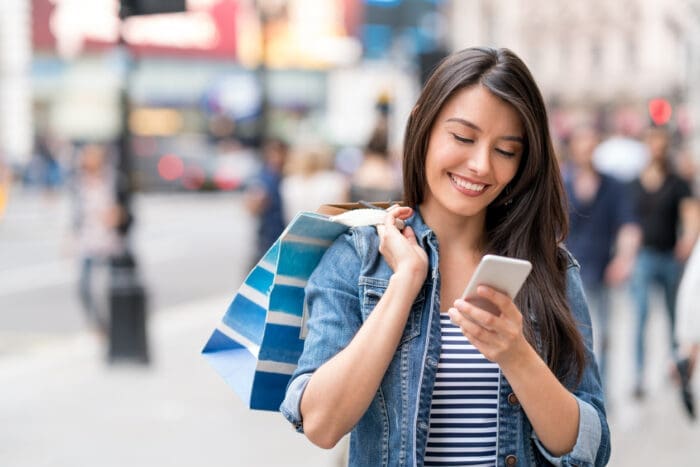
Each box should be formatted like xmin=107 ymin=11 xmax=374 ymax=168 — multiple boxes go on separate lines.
xmin=461 ymin=254 xmax=533 ymax=314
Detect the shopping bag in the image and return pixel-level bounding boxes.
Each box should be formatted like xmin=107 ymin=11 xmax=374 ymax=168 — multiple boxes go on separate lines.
xmin=201 ymin=202 xmax=400 ymax=411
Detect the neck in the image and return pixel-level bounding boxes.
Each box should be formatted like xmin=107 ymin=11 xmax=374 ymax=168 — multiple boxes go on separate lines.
xmin=573 ymin=162 xmax=597 ymax=176
xmin=645 ymin=159 xmax=668 ymax=175
xmin=418 ymin=202 xmax=486 ymax=256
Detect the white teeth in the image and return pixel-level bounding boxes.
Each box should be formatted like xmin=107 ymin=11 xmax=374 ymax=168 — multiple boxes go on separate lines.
xmin=450 ymin=174 xmax=485 ymax=192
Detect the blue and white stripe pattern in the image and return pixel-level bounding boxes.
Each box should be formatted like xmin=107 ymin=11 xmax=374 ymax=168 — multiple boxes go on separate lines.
xmin=202 ymin=211 xmax=350 ymax=410
xmin=202 ymin=209 xmax=390 ymax=411
xmin=424 ymin=314 xmax=499 ymax=466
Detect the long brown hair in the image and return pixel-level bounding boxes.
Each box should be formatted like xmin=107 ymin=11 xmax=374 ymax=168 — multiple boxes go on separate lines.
xmin=403 ymin=47 xmax=585 ymax=383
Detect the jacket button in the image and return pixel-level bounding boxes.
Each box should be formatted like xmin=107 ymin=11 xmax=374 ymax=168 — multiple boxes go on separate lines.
xmin=507 ymin=393 xmax=519 ymax=405
xmin=505 ymin=454 xmax=517 ymax=465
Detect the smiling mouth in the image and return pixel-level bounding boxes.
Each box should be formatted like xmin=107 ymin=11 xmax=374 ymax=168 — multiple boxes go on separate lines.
xmin=449 ymin=173 xmax=487 ymax=193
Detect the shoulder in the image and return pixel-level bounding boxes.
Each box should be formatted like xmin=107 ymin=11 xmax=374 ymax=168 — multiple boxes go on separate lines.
xmin=670 ymin=174 xmax=692 ymax=195
xmin=312 ymin=224 xmax=383 ymax=279
xmin=558 ymin=245 xmax=580 ymax=271
xmin=558 ymin=248 xmax=589 ymax=318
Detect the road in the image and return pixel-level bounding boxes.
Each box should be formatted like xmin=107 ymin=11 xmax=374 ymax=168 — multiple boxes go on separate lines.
xmin=0 ymin=188 xmax=697 ymax=466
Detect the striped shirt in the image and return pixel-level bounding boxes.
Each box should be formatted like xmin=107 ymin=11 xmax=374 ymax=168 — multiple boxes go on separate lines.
xmin=424 ymin=314 xmax=499 ymax=467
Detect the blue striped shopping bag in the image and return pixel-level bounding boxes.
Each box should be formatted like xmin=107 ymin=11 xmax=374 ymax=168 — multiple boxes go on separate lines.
xmin=201 ymin=203 xmax=399 ymax=411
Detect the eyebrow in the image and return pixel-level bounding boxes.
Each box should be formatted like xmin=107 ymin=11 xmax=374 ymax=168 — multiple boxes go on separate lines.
xmin=446 ymin=117 xmax=525 ymax=144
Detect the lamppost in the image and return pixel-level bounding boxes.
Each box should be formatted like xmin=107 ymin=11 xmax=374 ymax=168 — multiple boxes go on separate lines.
xmin=107 ymin=0 xmax=185 ymax=364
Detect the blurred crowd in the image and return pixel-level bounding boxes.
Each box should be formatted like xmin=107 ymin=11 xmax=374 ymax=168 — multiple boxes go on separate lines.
xmin=559 ymin=117 xmax=699 ymax=417
xmin=1 ymin=77 xmax=699 ymax=424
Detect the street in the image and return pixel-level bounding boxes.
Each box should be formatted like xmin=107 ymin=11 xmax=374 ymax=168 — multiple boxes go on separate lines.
xmin=0 ymin=189 xmax=697 ymax=466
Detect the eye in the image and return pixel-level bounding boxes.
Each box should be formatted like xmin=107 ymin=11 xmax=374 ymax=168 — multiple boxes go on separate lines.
xmin=451 ymin=133 xmax=474 ymax=144
xmin=495 ymin=148 xmax=517 ymax=157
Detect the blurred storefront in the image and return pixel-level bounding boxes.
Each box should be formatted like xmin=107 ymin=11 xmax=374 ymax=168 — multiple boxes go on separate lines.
xmin=28 ymin=0 xmax=449 ymax=191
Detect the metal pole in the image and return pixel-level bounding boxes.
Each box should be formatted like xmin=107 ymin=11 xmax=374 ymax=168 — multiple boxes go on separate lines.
xmin=106 ymin=10 xmax=150 ymax=365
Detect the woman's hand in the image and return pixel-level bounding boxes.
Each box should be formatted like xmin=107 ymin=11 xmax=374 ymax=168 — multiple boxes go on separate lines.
xmin=376 ymin=206 xmax=428 ymax=282
xmin=447 ymin=285 xmax=530 ymax=368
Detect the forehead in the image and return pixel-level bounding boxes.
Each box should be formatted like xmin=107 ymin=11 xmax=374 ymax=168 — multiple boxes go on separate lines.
xmin=437 ymin=85 xmax=524 ymax=136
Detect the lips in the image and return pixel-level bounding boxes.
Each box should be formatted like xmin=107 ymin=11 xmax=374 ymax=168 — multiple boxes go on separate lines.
xmin=449 ymin=173 xmax=488 ymax=194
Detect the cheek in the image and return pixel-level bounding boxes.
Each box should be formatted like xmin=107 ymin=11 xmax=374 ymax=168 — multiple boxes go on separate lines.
xmin=425 ymin=138 xmax=461 ymax=174
xmin=494 ymin=157 xmax=521 ymax=185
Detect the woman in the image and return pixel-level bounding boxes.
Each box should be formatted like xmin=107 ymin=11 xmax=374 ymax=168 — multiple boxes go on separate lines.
xmin=628 ymin=125 xmax=698 ymax=399
xmin=349 ymin=119 xmax=403 ymax=203
xmin=675 ymin=238 xmax=700 ymax=419
xmin=281 ymin=47 xmax=609 ymax=466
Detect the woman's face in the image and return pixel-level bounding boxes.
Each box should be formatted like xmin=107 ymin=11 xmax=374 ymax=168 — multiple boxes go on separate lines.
xmin=422 ymin=84 xmax=524 ymax=221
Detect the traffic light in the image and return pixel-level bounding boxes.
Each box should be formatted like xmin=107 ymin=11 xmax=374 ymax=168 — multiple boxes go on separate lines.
xmin=648 ymin=98 xmax=672 ymax=126
xmin=119 ymin=0 xmax=186 ymax=18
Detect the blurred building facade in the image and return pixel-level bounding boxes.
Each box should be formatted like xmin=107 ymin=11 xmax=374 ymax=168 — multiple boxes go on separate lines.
xmin=450 ymin=0 xmax=691 ymax=106
xmin=0 ymin=0 xmax=33 ymax=166
xmin=449 ymin=0 xmax=700 ymax=158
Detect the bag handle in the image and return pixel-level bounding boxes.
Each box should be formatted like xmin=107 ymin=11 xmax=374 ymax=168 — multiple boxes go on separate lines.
xmin=316 ymin=200 xmax=404 ymax=216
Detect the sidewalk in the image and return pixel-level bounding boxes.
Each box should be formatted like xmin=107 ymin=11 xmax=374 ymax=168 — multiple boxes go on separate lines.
xmin=2 ymin=290 xmax=698 ymax=466
xmin=0 ymin=295 xmax=347 ymax=467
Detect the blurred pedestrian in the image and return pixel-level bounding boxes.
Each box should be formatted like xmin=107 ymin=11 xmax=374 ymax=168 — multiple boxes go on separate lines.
xmin=593 ymin=116 xmax=648 ymax=183
xmin=281 ymin=47 xmax=609 ymax=466
xmin=280 ymin=144 xmax=348 ymax=224
xmin=72 ymin=143 xmax=125 ymax=335
xmin=563 ymin=124 xmax=641 ymax=391
xmin=0 ymin=153 xmax=11 ymax=220
xmin=244 ymin=138 xmax=288 ymax=264
xmin=629 ymin=125 xmax=700 ymax=399
xmin=675 ymin=239 xmax=700 ymax=419
xmin=25 ymin=134 xmax=63 ymax=192
xmin=348 ymin=127 xmax=402 ymax=203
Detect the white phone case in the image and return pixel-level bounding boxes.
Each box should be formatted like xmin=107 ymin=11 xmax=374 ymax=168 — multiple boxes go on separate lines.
xmin=462 ymin=254 xmax=533 ymax=300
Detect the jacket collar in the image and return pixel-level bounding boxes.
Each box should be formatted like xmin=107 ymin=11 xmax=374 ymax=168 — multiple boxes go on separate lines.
xmin=405 ymin=207 xmax=437 ymax=250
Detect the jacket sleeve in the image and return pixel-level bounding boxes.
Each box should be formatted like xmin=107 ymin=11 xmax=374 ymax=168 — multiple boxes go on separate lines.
xmin=279 ymin=230 xmax=363 ymax=432
xmin=532 ymin=254 xmax=611 ymax=467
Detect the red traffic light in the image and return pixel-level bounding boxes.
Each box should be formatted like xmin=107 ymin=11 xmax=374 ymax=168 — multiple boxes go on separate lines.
xmin=648 ymin=98 xmax=672 ymax=126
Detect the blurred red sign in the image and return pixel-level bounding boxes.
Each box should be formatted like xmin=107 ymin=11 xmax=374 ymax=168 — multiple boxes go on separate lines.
xmin=648 ymin=98 xmax=673 ymax=126
xmin=32 ymin=0 xmax=238 ymax=60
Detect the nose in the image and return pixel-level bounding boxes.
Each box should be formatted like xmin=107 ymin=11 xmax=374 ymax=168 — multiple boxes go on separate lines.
xmin=466 ymin=143 xmax=491 ymax=176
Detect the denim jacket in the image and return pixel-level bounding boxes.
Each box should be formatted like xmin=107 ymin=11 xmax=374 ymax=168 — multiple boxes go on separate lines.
xmin=281 ymin=210 xmax=611 ymax=466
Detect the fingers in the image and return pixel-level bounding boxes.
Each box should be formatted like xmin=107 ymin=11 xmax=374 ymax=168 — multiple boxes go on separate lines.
xmin=452 ymin=299 xmax=499 ymax=332
xmin=451 ymin=287 xmax=522 ymax=333
xmin=382 ymin=206 xmax=410 ymax=231
xmin=376 ymin=210 xmax=400 ymax=246
xmin=448 ymin=306 xmax=494 ymax=343
xmin=475 ymin=285 xmax=520 ymax=319
xmin=387 ymin=205 xmax=413 ymax=220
